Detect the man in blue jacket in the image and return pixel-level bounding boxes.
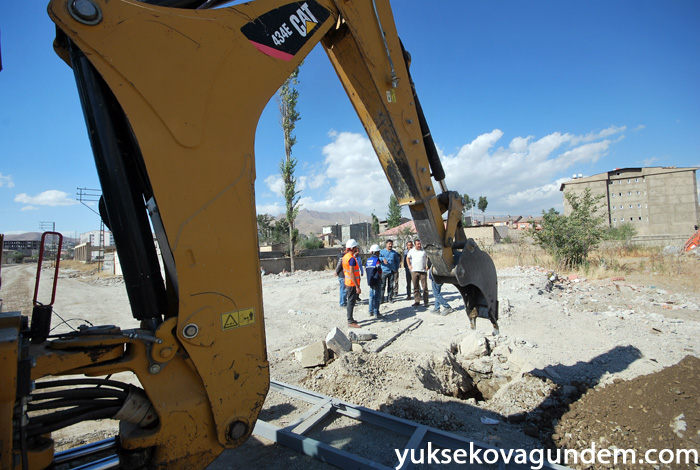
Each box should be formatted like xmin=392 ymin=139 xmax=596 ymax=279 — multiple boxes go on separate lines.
xmin=365 ymin=245 xmax=382 ymax=317
xmin=379 ymin=239 xmax=400 ymax=303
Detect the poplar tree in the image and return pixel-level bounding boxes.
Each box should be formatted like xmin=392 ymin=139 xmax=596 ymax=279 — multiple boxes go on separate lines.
xmin=371 ymin=213 xmax=380 ymax=235
xmin=387 ymin=194 xmax=402 ymax=228
xmin=279 ymin=67 xmax=301 ymax=271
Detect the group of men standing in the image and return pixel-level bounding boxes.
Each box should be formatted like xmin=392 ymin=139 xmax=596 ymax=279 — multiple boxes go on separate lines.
xmin=336 ymin=237 xmax=453 ymax=328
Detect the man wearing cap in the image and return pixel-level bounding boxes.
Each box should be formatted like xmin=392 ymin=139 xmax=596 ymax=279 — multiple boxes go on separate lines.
xmin=342 ymin=239 xmax=362 ymax=328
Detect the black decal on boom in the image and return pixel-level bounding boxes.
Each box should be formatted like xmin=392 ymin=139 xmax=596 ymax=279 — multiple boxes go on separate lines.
xmin=241 ymin=1 xmax=330 ymax=61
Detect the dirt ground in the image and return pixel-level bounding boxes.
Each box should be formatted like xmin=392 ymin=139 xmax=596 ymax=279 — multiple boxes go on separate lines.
xmin=1 ymin=256 xmax=699 ymax=469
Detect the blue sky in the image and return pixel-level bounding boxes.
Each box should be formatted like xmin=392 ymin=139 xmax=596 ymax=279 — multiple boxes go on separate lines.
xmin=1 ymin=0 xmax=699 ymax=237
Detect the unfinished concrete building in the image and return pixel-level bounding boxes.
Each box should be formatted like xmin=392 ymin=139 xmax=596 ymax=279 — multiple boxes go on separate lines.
xmin=560 ymin=167 xmax=700 ymax=240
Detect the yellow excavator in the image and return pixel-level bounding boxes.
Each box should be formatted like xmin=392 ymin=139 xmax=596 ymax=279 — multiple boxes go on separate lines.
xmin=0 ymin=0 xmax=499 ymax=468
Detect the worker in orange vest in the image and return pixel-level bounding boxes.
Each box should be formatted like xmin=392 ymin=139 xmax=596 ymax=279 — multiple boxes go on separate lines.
xmin=342 ymin=239 xmax=362 ymax=328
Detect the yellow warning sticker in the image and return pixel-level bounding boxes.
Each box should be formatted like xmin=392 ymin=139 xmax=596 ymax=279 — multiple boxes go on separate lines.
xmin=221 ymin=308 xmax=255 ymax=331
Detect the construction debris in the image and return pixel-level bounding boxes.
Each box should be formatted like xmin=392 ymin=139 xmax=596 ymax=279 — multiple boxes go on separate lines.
xmin=298 ymin=341 xmax=328 ymax=368
xmin=325 ymin=327 xmax=352 ymax=356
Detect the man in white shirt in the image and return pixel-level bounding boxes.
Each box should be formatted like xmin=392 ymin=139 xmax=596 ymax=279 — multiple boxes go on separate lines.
xmin=406 ymin=239 xmax=429 ymax=307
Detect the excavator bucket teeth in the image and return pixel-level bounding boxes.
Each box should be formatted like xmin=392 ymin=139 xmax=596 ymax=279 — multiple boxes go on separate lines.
xmin=453 ymin=239 xmax=499 ymax=328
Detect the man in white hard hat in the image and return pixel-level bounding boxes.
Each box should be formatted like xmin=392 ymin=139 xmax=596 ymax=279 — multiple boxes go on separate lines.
xmin=365 ymin=244 xmax=383 ymax=317
xmin=342 ymin=239 xmax=362 ymax=328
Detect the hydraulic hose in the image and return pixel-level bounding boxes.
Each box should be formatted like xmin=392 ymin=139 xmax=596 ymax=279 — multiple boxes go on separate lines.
xmin=34 ymin=378 xmax=130 ymax=391
xmin=28 ymin=398 xmax=122 ymax=412
xmin=27 ymin=407 xmax=122 ymax=437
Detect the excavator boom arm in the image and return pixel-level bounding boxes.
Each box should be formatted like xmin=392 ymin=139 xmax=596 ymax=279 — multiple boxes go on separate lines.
xmin=0 ymin=1 xmax=498 ymax=468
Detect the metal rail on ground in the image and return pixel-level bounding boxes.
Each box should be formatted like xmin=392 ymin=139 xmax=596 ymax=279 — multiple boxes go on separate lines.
xmin=253 ymin=380 xmax=573 ymax=470
xmin=46 ymin=381 xmax=572 ymax=469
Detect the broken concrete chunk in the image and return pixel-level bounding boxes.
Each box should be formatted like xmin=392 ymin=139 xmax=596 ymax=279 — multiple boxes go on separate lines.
xmin=348 ymin=328 xmax=374 ymax=342
xmin=351 ymin=343 xmax=364 ymax=353
xmin=325 ymin=327 xmax=352 ymax=356
xmin=298 ymin=341 xmax=328 ymax=368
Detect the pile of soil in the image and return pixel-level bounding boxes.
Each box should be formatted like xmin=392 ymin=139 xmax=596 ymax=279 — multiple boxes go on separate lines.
xmin=553 ymin=355 xmax=700 ymax=469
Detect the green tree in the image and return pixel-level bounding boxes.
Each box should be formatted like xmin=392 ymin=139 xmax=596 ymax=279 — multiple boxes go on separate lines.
xmin=271 ymin=219 xmax=290 ymax=245
xmin=462 ymin=194 xmax=475 ymax=225
xmin=605 ymin=222 xmax=637 ymax=247
xmin=256 ymin=213 xmax=275 ymax=242
xmin=387 ymin=194 xmax=402 ymax=228
xmin=395 ymin=226 xmax=415 ymax=249
xmin=301 ymin=233 xmax=324 ymax=250
xmin=371 ymin=212 xmax=380 ymax=235
xmin=278 ymin=66 xmax=302 ymax=271
xmin=477 ymin=196 xmax=488 ymax=222
xmin=530 ymin=188 xmax=606 ymax=268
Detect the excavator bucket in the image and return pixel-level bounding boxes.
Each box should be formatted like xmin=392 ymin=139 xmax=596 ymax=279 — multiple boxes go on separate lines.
xmin=453 ymin=239 xmax=499 ymax=333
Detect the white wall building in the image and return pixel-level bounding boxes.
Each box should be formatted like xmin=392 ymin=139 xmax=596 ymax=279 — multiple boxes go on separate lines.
xmin=80 ymin=230 xmax=115 ymax=247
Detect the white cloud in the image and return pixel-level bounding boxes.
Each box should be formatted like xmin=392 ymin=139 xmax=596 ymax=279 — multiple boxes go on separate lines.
xmin=264 ymin=174 xmax=284 ymax=196
xmin=642 ymin=156 xmax=661 ymax=167
xmin=306 ymin=173 xmax=326 ymax=190
xmin=14 ymin=190 xmax=79 ymax=207
xmin=256 ymin=126 xmax=627 ymax=218
xmin=502 ymin=178 xmax=571 ymax=214
xmin=440 ymin=127 xmax=624 ymax=214
xmin=21 ymin=205 xmax=39 ymax=211
xmin=0 ymin=173 xmax=14 ymax=188
xmin=570 ymin=125 xmax=626 ymax=145
xmin=256 ymin=131 xmax=393 ymax=216
xmin=264 ymin=171 xmax=325 ymax=201
xmin=256 ymin=202 xmax=283 ymax=216
xmin=314 ymin=131 xmax=393 ymax=213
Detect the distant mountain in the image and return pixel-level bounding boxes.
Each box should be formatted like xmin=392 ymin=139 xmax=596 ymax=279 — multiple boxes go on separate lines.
xmin=275 ymin=209 xmax=373 ymax=235
xmin=3 ymin=232 xmax=79 ymax=245
xmin=3 ymin=232 xmax=44 ymax=242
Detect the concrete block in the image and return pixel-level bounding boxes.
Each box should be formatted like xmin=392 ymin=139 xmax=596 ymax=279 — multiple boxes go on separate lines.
xmin=351 ymin=343 xmax=364 ymax=353
xmin=326 ymin=327 xmax=352 ymax=356
xmin=298 ymin=341 xmax=328 ymax=368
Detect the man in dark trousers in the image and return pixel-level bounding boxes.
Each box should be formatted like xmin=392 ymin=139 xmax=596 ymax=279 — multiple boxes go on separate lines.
xmin=342 ymin=239 xmax=362 ymax=328
xmin=334 ymin=248 xmax=347 ymax=307
xmin=402 ymin=240 xmax=414 ymax=300
xmin=379 ymin=239 xmax=400 ymax=303
xmin=365 ymin=244 xmax=383 ymax=317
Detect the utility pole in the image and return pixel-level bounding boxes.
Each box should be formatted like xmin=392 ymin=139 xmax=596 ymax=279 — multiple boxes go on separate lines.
xmin=76 ymin=187 xmax=105 ymax=272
